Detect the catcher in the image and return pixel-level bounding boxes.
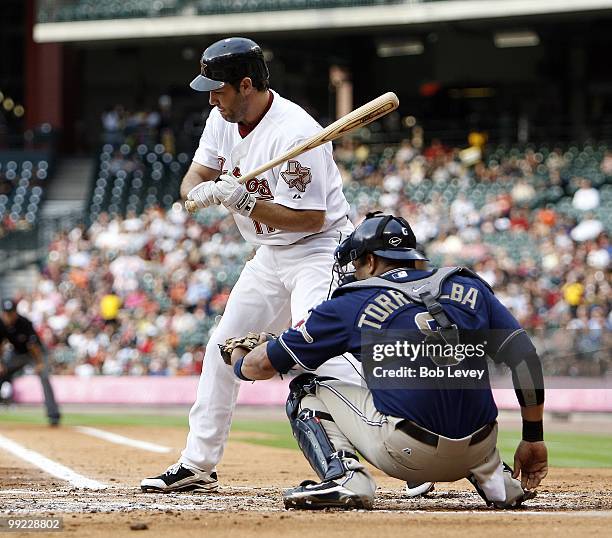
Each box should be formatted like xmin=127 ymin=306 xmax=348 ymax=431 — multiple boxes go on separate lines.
xmin=222 ymin=213 xmax=547 ymax=509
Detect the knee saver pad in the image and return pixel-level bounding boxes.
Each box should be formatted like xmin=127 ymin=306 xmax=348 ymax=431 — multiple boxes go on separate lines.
xmin=286 ymin=374 xmax=339 ymax=420
xmin=286 ymin=374 xmax=318 ymax=420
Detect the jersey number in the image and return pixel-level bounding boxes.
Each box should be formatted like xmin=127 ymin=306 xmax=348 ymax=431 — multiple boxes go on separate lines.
xmin=240 ymin=172 xmax=275 ymax=234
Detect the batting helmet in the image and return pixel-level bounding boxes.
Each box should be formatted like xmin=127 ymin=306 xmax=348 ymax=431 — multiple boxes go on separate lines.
xmin=190 ymin=37 xmax=270 ymax=92
xmin=335 ymin=212 xmax=428 ymax=268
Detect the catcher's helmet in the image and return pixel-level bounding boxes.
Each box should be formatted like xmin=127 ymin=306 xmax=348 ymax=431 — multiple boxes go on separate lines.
xmin=190 ymin=37 xmax=269 ymax=92
xmin=335 ymin=212 xmax=428 ymax=268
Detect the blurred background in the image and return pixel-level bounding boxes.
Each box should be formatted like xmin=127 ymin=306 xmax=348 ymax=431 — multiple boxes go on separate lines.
xmin=0 ymin=0 xmax=609 ymax=407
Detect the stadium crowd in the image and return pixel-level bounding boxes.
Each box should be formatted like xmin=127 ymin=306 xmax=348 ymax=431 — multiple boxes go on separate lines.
xmin=101 ymin=98 xmax=176 ymax=153
xmin=9 ymin=137 xmax=611 ymax=378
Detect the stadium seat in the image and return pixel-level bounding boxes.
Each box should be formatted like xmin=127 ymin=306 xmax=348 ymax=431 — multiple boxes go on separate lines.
xmin=86 ymin=139 xmax=187 ymax=219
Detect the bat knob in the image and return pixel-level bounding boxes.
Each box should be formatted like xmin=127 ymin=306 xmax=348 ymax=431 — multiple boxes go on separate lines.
xmin=184 ymin=200 xmax=199 ymax=214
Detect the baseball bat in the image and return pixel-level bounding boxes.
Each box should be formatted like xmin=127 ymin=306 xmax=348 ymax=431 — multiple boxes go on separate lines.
xmin=185 ymin=91 xmax=399 ymax=213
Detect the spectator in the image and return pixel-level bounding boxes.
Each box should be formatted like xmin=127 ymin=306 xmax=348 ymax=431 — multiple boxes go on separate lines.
xmin=572 ymin=178 xmax=600 ymax=211
xmin=600 ymin=151 xmax=612 ymax=176
xmin=562 ymin=276 xmax=584 ymax=316
xmin=571 ymin=214 xmax=604 ymax=242
xmin=395 ymin=139 xmax=417 ymax=165
xmin=511 ymin=178 xmax=536 ymax=206
xmin=450 ymin=193 xmax=476 ymax=230
xmin=100 ymin=287 xmax=122 ymax=325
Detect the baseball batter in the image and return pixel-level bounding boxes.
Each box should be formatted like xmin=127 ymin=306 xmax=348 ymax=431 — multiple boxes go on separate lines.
xmin=141 ymin=37 xmax=362 ymax=493
xmin=227 ymin=213 xmax=547 ymax=509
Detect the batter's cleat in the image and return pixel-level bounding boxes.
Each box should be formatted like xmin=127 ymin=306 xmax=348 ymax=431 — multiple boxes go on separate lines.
xmin=405 ymin=481 xmax=434 ymax=498
xmin=140 ymin=463 xmax=219 ymax=493
xmin=283 ymin=479 xmax=373 ymax=510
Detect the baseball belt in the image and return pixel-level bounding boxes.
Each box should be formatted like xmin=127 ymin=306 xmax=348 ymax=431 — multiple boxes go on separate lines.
xmin=396 ymin=420 xmax=496 ymax=448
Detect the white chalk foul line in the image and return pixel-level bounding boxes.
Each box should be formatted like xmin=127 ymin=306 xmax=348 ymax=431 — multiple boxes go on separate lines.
xmin=74 ymin=426 xmax=172 ymax=453
xmin=0 ymin=433 xmax=108 ymax=490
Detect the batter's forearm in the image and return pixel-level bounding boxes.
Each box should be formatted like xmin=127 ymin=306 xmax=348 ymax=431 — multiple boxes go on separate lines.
xmin=180 ymin=163 xmax=221 ymax=200
xmin=180 ymin=172 xmax=207 ymax=200
xmin=250 ymin=201 xmax=325 ymax=232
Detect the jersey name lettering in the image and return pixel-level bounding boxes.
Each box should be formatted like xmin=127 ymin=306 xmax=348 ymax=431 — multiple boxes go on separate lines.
xmin=219 ymin=157 xmax=276 ymax=234
xmin=449 ymin=284 xmax=478 ymax=310
xmin=245 ymin=177 xmax=274 ymax=200
xmin=357 ymin=291 xmax=410 ymax=329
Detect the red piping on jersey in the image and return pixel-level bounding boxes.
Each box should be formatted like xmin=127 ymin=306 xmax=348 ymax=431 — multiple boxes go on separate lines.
xmin=238 ymin=91 xmax=274 ymax=138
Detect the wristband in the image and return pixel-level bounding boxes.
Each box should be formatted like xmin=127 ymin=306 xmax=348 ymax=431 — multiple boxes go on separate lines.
xmin=522 ymin=419 xmax=544 ymax=442
xmin=233 ymin=357 xmax=253 ymax=382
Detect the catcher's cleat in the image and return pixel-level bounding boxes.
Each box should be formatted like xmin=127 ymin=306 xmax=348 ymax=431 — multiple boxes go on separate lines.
xmin=468 ymin=463 xmax=536 ymax=509
xmin=140 ymin=463 xmax=219 ymax=493
xmin=283 ymin=479 xmax=373 ymax=510
xmin=405 ymin=481 xmax=434 ymax=498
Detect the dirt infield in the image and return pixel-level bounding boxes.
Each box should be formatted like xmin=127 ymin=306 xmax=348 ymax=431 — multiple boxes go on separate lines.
xmin=1 ymin=423 xmax=612 ymax=537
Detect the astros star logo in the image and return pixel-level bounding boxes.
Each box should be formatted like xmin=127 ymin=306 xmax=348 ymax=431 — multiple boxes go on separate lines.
xmin=281 ymin=160 xmax=312 ymax=193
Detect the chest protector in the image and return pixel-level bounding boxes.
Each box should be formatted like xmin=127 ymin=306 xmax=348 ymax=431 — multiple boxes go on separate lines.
xmin=333 ymin=267 xmax=493 ymax=366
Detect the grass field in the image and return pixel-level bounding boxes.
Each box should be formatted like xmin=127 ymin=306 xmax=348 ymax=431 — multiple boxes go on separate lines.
xmin=1 ymin=408 xmax=610 ymax=468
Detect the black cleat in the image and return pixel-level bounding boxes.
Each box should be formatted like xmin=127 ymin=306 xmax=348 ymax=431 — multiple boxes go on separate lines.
xmin=283 ymin=480 xmax=373 ymax=510
xmin=140 ymin=463 xmax=219 ymax=493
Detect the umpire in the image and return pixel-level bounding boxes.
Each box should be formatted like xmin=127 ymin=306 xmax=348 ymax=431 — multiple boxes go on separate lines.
xmin=229 ymin=212 xmax=547 ymax=510
xmin=0 ymin=299 xmax=61 ymax=426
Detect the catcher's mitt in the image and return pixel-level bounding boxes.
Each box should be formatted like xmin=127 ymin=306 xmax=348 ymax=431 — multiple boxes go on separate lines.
xmin=219 ymin=332 xmax=276 ymax=365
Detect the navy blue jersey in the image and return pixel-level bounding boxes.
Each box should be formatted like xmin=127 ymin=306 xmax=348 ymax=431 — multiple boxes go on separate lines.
xmin=267 ymin=268 xmax=523 ymax=439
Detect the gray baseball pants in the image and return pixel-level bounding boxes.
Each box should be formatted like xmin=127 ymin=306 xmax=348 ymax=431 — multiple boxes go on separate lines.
xmin=300 ymin=379 xmax=524 ymax=505
xmin=0 ymin=352 xmax=60 ymax=422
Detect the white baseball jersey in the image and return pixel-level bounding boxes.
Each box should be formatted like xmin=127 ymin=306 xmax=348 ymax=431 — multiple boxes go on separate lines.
xmin=192 ymin=90 xmax=350 ymax=245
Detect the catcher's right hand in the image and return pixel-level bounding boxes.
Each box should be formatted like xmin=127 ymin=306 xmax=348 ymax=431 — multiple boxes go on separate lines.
xmin=513 ymin=440 xmax=548 ymax=490
xmin=219 ymin=332 xmax=276 ymax=366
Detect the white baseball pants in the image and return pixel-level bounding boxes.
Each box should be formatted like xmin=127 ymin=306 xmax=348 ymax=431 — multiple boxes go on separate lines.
xmin=180 ymin=226 xmax=362 ymax=472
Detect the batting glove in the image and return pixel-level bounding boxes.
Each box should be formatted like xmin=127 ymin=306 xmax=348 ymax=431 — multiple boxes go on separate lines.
xmin=187 ymin=181 xmax=221 ymax=209
xmin=215 ymin=174 xmax=256 ymax=217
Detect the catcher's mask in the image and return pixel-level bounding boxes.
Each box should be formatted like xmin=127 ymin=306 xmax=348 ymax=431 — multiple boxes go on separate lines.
xmin=333 ymin=212 xmax=428 ymax=285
